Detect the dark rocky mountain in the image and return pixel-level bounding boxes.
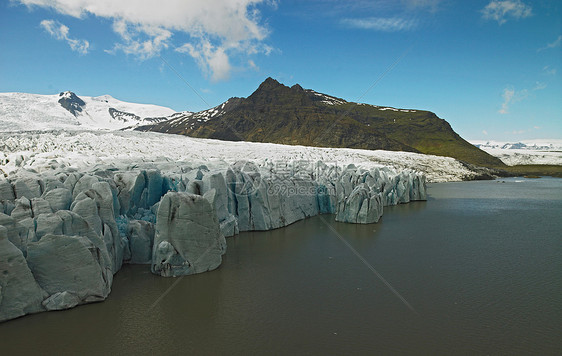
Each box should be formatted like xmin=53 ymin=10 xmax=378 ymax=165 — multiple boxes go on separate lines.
xmin=108 ymin=107 xmax=140 ymax=122
xmin=58 ymin=91 xmax=85 ymax=116
xmin=137 ymin=77 xmax=505 ymax=168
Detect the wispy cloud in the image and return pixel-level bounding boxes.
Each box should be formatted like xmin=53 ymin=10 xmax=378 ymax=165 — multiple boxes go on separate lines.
xmin=19 ymin=0 xmax=273 ymax=81
xmin=499 ymin=87 xmax=515 ymax=114
xmin=547 ymin=35 xmax=562 ymax=48
xmin=307 ymin=0 xmax=443 ymax=14
xmin=306 ymin=0 xmax=440 ymax=30
xmin=543 ymin=65 xmax=557 ymax=76
xmin=499 ymin=87 xmax=528 ymax=114
xmin=538 ymin=35 xmax=562 ymax=51
xmin=401 ymin=0 xmax=442 ymax=12
xmin=481 ymin=0 xmax=532 ymax=25
xmin=105 ymin=20 xmax=172 ymax=60
xmin=248 ymin=59 xmax=260 ymax=71
xmin=341 ymin=17 xmax=418 ymax=31
xmin=533 ymin=81 xmax=547 ymax=91
xmin=40 ymin=19 xmax=89 ymax=54
xmin=505 ymin=126 xmax=541 ymax=136
xmin=499 ymin=80 xmax=545 ymax=114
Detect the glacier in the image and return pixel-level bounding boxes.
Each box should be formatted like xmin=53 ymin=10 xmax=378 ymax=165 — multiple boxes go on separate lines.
xmin=0 ymin=149 xmax=426 ymax=322
xmin=0 ymin=92 xmax=175 ymax=132
xmin=470 ymin=139 xmax=562 ymax=166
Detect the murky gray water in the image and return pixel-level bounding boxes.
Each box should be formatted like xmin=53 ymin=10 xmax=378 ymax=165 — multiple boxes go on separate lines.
xmin=2 ymin=178 xmax=561 ymax=355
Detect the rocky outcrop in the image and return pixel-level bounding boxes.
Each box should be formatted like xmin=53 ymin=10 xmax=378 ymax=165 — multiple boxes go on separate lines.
xmin=58 ymin=91 xmax=85 ymax=117
xmin=0 ymin=160 xmax=426 ymax=322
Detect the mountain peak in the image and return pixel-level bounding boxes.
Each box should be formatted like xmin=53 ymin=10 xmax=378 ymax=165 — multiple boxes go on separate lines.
xmin=137 ymin=78 xmax=505 ymax=167
xmin=59 ymin=91 xmax=80 ymax=100
xmin=255 ymin=77 xmax=311 ymax=95
xmin=58 ymin=91 xmax=85 ymax=116
xmin=247 ymin=77 xmax=315 ymax=108
xmin=257 ymin=77 xmax=283 ymax=91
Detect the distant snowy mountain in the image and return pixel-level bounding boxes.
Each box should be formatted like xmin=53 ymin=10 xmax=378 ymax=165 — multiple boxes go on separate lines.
xmin=470 ymin=140 xmax=562 ymax=166
xmin=472 ymin=140 xmax=562 ymax=151
xmin=0 ymin=91 xmax=176 ymax=131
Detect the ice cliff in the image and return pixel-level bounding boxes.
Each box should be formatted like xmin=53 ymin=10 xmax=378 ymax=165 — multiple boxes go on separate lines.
xmin=0 ymin=161 xmax=426 ymax=322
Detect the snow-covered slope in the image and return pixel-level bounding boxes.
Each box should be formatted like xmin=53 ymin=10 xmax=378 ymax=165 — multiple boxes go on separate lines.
xmin=0 ymin=90 xmax=500 ymax=181
xmin=305 ymin=89 xmax=347 ymax=106
xmin=471 ymin=140 xmax=562 ymax=166
xmin=0 ymin=130 xmax=475 ymax=182
xmin=0 ymin=92 xmax=176 ymax=131
xmin=149 ymin=97 xmax=243 ymax=133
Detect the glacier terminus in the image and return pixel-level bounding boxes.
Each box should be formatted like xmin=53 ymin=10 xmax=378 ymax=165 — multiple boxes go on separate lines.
xmin=0 ymin=134 xmax=426 ymax=321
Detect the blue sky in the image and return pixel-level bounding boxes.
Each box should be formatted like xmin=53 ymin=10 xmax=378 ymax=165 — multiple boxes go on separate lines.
xmin=1 ymin=0 xmax=560 ymax=141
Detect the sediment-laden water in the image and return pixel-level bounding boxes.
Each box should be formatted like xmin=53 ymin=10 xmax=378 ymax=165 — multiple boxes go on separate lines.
xmin=2 ymin=177 xmax=561 ymax=355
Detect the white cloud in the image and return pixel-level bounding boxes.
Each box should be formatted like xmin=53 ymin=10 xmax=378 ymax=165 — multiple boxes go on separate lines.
xmin=481 ymin=0 xmax=532 ymax=25
xmin=176 ymin=40 xmax=231 ymax=82
xmin=499 ymin=79 xmax=548 ymax=114
xmin=19 ymin=0 xmax=273 ymax=81
xmin=499 ymin=87 xmax=528 ymax=114
xmin=40 ymin=19 xmax=89 ymax=54
xmin=482 ymin=130 xmax=488 ymax=136
xmin=106 ymin=20 xmax=172 ymax=60
xmin=499 ymin=88 xmax=515 ymax=114
xmin=341 ymin=17 xmax=418 ymax=31
xmin=538 ymin=35 xmax=562 ymax=51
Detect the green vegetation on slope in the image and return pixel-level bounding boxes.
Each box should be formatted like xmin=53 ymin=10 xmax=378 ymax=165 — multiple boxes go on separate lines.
xmin=500 ymin=165 xmax=562 ymax=178
xmin=140 ymin=77 xmax=505 ymax=169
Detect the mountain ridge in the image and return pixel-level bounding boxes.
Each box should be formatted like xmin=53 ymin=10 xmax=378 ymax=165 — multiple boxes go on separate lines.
xmin=138 ymin=77 xmax=504 ymax=168
xmin=0 ymin=91 xmax=176 ymax=131
xmin=0 ymin=80 xmax=506 ymax=168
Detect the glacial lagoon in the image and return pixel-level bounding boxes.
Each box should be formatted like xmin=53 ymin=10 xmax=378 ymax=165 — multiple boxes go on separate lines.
xmin=2 ymin=177 xmax=561 ymax=355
